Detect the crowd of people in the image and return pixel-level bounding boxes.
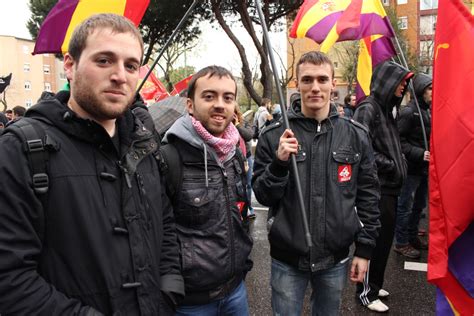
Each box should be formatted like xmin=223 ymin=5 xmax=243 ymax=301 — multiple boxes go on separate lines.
xmin=0 ymin=13 xmax=432 ymax=316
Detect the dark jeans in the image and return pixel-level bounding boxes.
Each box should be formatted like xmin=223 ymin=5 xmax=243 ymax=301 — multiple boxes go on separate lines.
xmin=357 ymin=194 xmax=397 ymax=304
xmin=395 ymin=175 xmax=428 ymax=246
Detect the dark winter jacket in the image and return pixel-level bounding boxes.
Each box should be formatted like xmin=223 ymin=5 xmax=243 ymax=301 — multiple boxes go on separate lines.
xmin=398 ymin=74 xmax=432 ymax=176
xmin=0 ymin=92 xmax=184 ymax=315
xmin=252 ymin=102 xmax=380 ymax=272
xmin=236 ymin=120 xmax=253 ymax=158
xmin=353 ymin=61 xmax=410 ymax=195
xmin=163 ymin=116 xmax=253 ymax=305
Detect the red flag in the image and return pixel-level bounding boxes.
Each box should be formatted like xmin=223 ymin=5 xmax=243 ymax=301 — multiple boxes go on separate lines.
xmin=428 ymin=0 xmax=474 ymax=313
xmin=171 ymin=74 xmax=193 ymax=96
xmin=138 ymin=66 xmax=169 ymax=102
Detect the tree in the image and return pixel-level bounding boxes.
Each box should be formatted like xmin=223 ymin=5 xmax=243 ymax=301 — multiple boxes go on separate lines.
xmin=159 ymin=66 xmax=195 ymax=92
xmin=207 ymin=0 xmax=303 ymax=106
xmin=333 ymin=41 xmax=359 ymax=93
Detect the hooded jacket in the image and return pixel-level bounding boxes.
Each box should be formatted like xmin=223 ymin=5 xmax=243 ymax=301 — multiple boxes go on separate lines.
xmin=353 ymin=61 xmax=410 ymax=195
xmin=0 ymin=92 xmax=183 ymax=315
xmin=253 ymin=101 xmax=380 ymax=272
xmin=163 ymin=115 xmax=253 ymax=305
xmin=398 ymin=74 xmax=432 ymax=176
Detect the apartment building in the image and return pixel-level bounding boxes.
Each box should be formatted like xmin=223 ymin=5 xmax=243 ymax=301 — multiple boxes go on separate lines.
xmin=0 ymin=35 xmax=66 ymax=110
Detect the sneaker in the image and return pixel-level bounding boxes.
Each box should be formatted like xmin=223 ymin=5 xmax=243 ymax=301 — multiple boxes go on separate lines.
xmin=247 ymin=213 xmax=256 ymax=220
xmin=366 ymin=299 xmax=389 ymax=313
xmin=378 ymin=289 xmax=390 ymax=298
xmin=393 ymin=244 xmax=420 ymax=259
xmin=410 ymin=237 xmax=428 ymax=250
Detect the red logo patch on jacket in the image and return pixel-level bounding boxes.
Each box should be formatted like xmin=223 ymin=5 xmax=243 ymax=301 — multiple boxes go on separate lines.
xmin=338 ymin=165 xmax=352 ymax=182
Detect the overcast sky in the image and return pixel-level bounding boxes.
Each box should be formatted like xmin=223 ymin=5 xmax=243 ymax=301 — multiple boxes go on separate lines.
xmin=0 ymin=0 xmax=287 ymax=76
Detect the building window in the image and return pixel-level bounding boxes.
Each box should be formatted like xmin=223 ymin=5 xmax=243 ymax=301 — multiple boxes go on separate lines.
xmin=25 ymin=81 xmax=31 ymax=90
xmin=44 ymin=82 xmax=52 ymax=92
xmin=420 ymin=0 xmax=438 ymax=10
xmin=397 ymin=0 xmax=407 ymax=4
xmin=43 ymin=65 xmax=51 ymax=75
xmin=420 ymin=40 xmax=434 ymax=59
xmin=382 ymin=0 xmax=390 ymax=5
xmin=23 ymin=45 xmax=29 ymax=54
xmin=26 ymin=99 xmax=33 ymax=108
xmin=398 ymin=16 xmax=408 ymax=30
xmin=24 ymin=63 xmax=30 ymax=72
xmin=59 ymin=72 xmax=67 ymax=81
xmin=420 ymin=15 xmax=437 ymax=35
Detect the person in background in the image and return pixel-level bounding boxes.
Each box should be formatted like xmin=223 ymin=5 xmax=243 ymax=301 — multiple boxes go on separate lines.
xmin=343 ymin=94 xmax=357 ymax=118
xmin=253 ymin=51 xmax=380 ymax=316
xmin=337 ymin=103 xmax=345 ymax=117
xmin=0 ymin=112 xmax=7 ymax=129
xmin=394 ymin=74 xmax=432 ymax=259
xmin=0 ymin=14 xmax=183 ymax=315
xmin=12 ymin=105 xmax=26 ymax=120
xmin=353 ymin=61 xmax=412 ymax=313
xmin=5 ymin=109 xmax=13 ymax=121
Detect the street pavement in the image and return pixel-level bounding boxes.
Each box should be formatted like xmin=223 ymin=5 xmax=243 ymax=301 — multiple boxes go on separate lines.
xmin=245 ymin=195 xmax=436 ymax=315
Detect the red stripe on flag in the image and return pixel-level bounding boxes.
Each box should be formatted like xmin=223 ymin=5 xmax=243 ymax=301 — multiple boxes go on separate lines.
xmin=124 ymin=0 xmax=150 ymax=25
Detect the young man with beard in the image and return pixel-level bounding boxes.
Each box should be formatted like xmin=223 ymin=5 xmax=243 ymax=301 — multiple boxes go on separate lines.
xmin=394 ymin=74 xmax=432 ymax=259
xmin=160 ymin=65 xmax=253 ymax=315
xmin=353 ymin=61 xmax=413 ymax=312
xmin=0 ymin=14 xmax=183 ymax=315
xmin=252 ymin=51 xmax=380 ymax=315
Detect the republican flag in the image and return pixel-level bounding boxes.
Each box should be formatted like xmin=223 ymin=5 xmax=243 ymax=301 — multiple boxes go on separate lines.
xmin=33 ymin=0 xmax=150 ymax=55
xmin=290 ymin=0 xmax=395 ymax=52
xmin=138 ymin=65 xmax=169 ymax=102
xmin=354 ymin=35 xmax=396 ymax=102
xmin=428 ymin=0 xmax=474 ymax=314
xmin=170 ymin=74 xmax=193 ymax=96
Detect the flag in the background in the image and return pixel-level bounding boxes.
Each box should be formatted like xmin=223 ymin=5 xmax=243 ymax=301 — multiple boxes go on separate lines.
xmin=290 ymin=0 xmax=395 ymax=51
xmin=171 ymin=74 xmax=193 ymax=96
xmin=33 ymin=0 xmax=150 ymax=55
xmin=354 ymin=35 xmax=396 ymax=102
xmin=138 ymin=65 xmax=169 ymax=102
xmin=429 ymin=0 xmax=474 ymax=314
xmin=0 ymin=73 xmax=12 ymax=94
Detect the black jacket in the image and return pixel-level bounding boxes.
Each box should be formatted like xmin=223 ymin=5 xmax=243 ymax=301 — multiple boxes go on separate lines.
xmin=0 ymin=93 xmax=183 ymax=315
xmin=252 ymin=102 xmax=380 ymax=272
xmin=398 ymin=74 xmax=432 ymax=176
xmin=163 ymin=116 xmax=253 ymax=305
xmin=353 ymin=61 xmax=410 ymax=195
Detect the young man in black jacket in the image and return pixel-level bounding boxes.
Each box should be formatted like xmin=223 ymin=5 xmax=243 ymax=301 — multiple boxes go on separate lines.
xmin=353 ymin=61 xmax=412 ymax=312
xmin=394 ymin=74 xmax=432 ymax=258
xmin=0 ymin=14 xmax=183 ymax=315
xmin=161 ymin=65 xmax=253 ymax=315
xmin=253 ymin=51 xmax=380 ymax=316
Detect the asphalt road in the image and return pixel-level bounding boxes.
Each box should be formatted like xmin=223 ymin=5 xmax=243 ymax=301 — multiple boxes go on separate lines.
xmin=245 ymin=196 xmax=436 ymax=315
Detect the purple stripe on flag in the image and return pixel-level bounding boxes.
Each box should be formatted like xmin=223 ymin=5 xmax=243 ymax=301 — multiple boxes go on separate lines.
xmin=436 ymin=288 xmax=456 ymax=316
xmin=305 ymin=13 xmax=343 ymax=43
xmin=33 ymin=0 xmax=79 ymax=55
xmin=371 ymin=36 xmax=396 ymax=65
xmin=448 ymin=221 xmax=474 ymax=297
xmin=355 ymin=84 xmax=367 ymax=104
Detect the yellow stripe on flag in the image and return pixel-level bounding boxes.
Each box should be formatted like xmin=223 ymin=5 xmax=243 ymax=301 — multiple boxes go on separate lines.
xmin=297 ymin=0 xmax=351 ymax=38
xmin=319 ymin=25 xmax=339 ymax=53
xmin=357 ymin=38 xmax=372 ymax=96
xmin=61 ymin=0 xmax=127 ymax=53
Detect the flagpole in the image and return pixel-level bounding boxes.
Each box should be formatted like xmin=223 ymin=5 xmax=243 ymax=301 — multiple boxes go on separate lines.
xmin=255 ymin=0 xmax=312 ymax=248
xmin=391 ymin=35 xmax=429 ymax=151
xmin=135 ymin=0 xmax=199 ymax=97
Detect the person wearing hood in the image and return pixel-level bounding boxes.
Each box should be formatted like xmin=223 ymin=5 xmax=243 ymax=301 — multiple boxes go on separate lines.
xmin=161 ymin=65 xmax=253 ymax=315
xmin=353 ymin=61 xmax=412 ymax=312
xmin=0 ymin=14 xmax=184 ymax=315
xmin=253 ymin=51 xmax=380 ymax=316
xmin=394 ymin=74 xmax=432 ymax=259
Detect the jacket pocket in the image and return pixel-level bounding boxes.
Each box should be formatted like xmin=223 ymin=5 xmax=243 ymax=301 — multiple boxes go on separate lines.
xmin=332 ymin=150 xmax=360 ymax=187
xmin=175 ymin=187 xmax=220 ymax=229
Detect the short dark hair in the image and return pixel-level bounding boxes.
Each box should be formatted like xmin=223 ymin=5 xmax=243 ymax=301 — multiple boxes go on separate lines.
xmin=296 ymin=51 xmax=335 ymax=80
xmin=12 ymin=106 xmax=26 ymax=117
xmin=5 ymin=109 xmax=12 ymax=114
xmin=344 ymin=94 xmax=352 ymax=104
xmin=261 ymin=98 xmax=271 ymax=107
xmin=187 ymin=65 xmax=237 ymax=100
xmin=68 ymin=13 xmax=143 ymax=63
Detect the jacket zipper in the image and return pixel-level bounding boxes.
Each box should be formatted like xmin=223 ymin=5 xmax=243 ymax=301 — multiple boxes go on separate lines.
xmin=222 ymin=169 xmax=235 ymax=276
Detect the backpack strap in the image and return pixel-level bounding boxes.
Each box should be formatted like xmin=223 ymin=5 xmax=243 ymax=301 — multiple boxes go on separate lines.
xmin=158 ymin=143 xmax=182 ymax=201
xmin=5 ymin=118 xmax=57 ymax=195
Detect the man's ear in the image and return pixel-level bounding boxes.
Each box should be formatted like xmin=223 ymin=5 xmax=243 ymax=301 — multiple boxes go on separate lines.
xmin=186 ymin=98 xmax=194 ymax=115
xmin=63 ymin=53 xmax=75 ymax=81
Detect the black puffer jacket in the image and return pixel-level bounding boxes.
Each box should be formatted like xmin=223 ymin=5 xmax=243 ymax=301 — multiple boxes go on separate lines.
xmin=353 ymin=61 xmax=410 ymax=195
xmin=253 ymin=102 xmax=380 ymax=272
xmin=398 ymin=74 xmax=432 ymax=176
xmin=0 ymin=93 xmax=183 ymax=315
xmin=163 ymin=116 xmax=253 ymax=305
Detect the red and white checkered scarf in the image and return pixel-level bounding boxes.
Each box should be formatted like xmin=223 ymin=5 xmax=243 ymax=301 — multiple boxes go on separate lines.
xmin=191 ymin=116 xmax=239 ymax=162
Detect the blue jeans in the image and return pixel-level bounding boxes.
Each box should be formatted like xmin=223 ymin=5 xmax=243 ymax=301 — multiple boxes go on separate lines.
xmin=175 ymin=281 xmax=249 ymax=316
xmin=271 ymin=258 xmax=348 ymax=316
xmin=246 ymin=155 xmax=254 ymax=215
xmin=395 ymin=175 xmax=428 ymax=246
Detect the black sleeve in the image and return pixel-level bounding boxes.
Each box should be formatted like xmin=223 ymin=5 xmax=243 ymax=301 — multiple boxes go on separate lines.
xmin=0 ymin=134 xmax=96 ymax=315
xmin=236 ymin=121 xmax=253 ymax=142
xmin=252 ymin=130 xmax=290 ymax=206
xmin=398 ymin=106 xmax=424 ymax=163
